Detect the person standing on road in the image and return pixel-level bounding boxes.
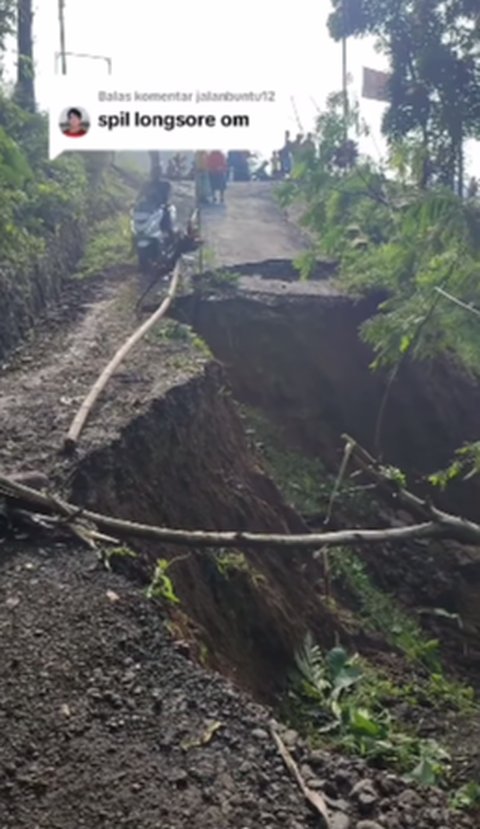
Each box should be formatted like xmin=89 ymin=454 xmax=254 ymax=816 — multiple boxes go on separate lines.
xmin=207 ymin=150 xmax=228 ymax=203
xmin=301 ymin=133 xmax=316 ymax=157
xmin=291 ymin=133 xmax=304 ymax=164
xmin=271 ymin=150 xmax=281 ymax=178
xmin=279 ymin=130 xmax=293 ymax=177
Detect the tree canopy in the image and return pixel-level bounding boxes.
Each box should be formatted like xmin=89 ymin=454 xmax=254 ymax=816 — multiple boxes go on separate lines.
xmin=328 ymin=0 xmax=480 ymax=193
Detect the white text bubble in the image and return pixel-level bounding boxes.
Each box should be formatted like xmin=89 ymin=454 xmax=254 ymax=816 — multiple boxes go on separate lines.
xmin=48 ymin=77 xmax=317 ymax=159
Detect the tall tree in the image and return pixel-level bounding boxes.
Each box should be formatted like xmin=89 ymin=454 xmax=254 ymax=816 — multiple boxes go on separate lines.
xmin=328 ymin=0 xmax=480 ymax=194
xmin=0 ymin=0 xmax=15 ymax=68
xmin=14 ymin=0 xmax=35 ymax=112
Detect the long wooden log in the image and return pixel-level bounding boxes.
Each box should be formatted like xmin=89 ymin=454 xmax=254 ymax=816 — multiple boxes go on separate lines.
xmin=64 ymin=261 xmax=181 ymax=453
xmin=0 ymin=472 xmax=477 ymax=550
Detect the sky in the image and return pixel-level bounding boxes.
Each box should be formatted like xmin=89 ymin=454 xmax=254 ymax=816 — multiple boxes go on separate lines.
xmin=2 ymin=0 xmax=479 ymax=174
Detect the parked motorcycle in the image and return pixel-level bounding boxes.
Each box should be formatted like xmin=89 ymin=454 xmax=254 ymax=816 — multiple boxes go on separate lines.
xmin=131 ymin=200 xmax=179 ymax=275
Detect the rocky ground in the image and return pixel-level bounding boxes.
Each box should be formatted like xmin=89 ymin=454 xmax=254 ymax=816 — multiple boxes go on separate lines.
xmin=0 ymin=543 xmax=475 ymax=829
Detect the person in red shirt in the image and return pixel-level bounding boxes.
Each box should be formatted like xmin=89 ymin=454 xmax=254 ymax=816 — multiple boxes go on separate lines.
xmin=63 ymin=108 xmax=88 ymax=137
xmin=206 ymin=150 xmax=228 ymax=203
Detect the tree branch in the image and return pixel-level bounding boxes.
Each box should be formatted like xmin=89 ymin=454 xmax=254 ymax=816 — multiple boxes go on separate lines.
xmin=343 ymin=434 xmax=480 ymax=543
xmin=1 ymin=471 xmax=479 ymax=551
xmin=434 ymin=286 xmax=480 ymax=320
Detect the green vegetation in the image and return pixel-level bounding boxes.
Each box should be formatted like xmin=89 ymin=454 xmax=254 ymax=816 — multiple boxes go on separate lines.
xmin=330 ymin=548 xmax=475 ymax=711
xmin=279 ymin=0 xmax=480 ymax=483
xmin=213 ymin=549 xmax=265 ymax=586
xmin=215 ymin=550 xmax=251 ymax=577
xmin=279 ymin=90 xmax=480 ymax=378
xmin=0 ymin=96 xmax=86 ymax=267
xmin=0 ymin=84 xmax=134 ymax=359
xmin=429 ymin=441 xmax=480 ymax=490
xmin=75 ymin=214 xmax=134 ymax=279
xmin=0 ymin=95 xmax=131 ymax=271
xmin=197 ymin=268 xmax=241 ymax=293
xmin=243 ymin=406 xmax=475 ymax=726
xmin=328 ymin=0 xmax=480 ymax=195
xmin=241 ymin=406 xmax=374 ymax=519
xmin=101 ymin=545 xmax=137 ymax=571
xmin=278 ymin=33 xmax=480 ymax=481
xmin=146 ymin=558 xmax=181 ymax=605
xmin=285 ymin=638 xmax=454 ymax=784
xmin=331 ymin=548 xmax=441 ymax=667
xmin=450 ymin=782 xmax=480 ymax=811
xmin=146 ymin=319 xmax=212 ymax=356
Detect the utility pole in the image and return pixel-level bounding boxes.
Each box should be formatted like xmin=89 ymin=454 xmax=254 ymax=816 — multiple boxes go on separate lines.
xmin=58 ymin=0 xmax=66 ymax=74
xmin=341 ymin=1 xmax=348 ymax=142
xmin=15 ymin=0 xmax=35 ymax=111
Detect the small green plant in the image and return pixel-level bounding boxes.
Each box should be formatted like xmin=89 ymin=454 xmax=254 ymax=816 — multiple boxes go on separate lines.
xmin=146 ymin=320 xmax=211 ymax=358
xmin=295 ymin=636 xmax=363 ymax=726
xmin=154 ymin=320 xmax=192 ymax=342
xmin=198 ymin=642 xmax=210 ymax=668
xmin=146 ymin=558 xmax=180 ymax=604
xmin=216 ymin=550 xmax=250 ymax=577
xmin=192 ymin=335 xmax=212 ymax=356
xmin=407 ymin=740 xmax=451 ymax=787
xmin=214 ymin=549 xmax=265 ymax=586
xmin=102 ymin=545 xmax=137 ymax=571
xmin=450 ymin=781 xmax=480 ymax=811
xmin=423 ymin=672 xmax=475 ymax=714
xmin=198 ymin=267 xmax=241 ymax=293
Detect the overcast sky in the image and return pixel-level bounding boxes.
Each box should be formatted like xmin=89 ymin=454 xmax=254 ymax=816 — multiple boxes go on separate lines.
xmin=3 ymin=0 xmax=479 ymax=173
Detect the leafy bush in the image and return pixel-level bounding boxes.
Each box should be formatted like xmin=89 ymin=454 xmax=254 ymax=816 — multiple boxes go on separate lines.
xmin=281 ymin=92 xmax=480 ymax=376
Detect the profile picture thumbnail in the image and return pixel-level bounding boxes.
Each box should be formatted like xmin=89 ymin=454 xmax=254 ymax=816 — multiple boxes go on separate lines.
xmin=59 ymin=107 xmax=90 ymax=138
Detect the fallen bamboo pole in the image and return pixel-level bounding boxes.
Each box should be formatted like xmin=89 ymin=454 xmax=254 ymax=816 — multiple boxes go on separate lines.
xmin=64 ymin=261 xmax=181 ymax=452
xmin=4 ymin=433 xmax=480 ymax=551
xmin=0 ymin=472 xmax=471 ymax=550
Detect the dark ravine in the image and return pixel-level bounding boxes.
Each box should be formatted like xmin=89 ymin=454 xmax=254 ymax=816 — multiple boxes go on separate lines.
xmin=175 ymin=270 xmax=480 ymax=521
xmin=68 ymin=361 xmax=343 ymax=699
xmin=169 ymin=265 xmax=480 ymax=679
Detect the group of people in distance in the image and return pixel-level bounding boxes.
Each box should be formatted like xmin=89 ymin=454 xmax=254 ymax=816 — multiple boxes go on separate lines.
xmin=145 ymin=130 xmax=319 ymax=209
xmin=274 ymin=130 xmax=316 ymax=178
xmin=193 ymin=150 xmax=253 ymax=204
